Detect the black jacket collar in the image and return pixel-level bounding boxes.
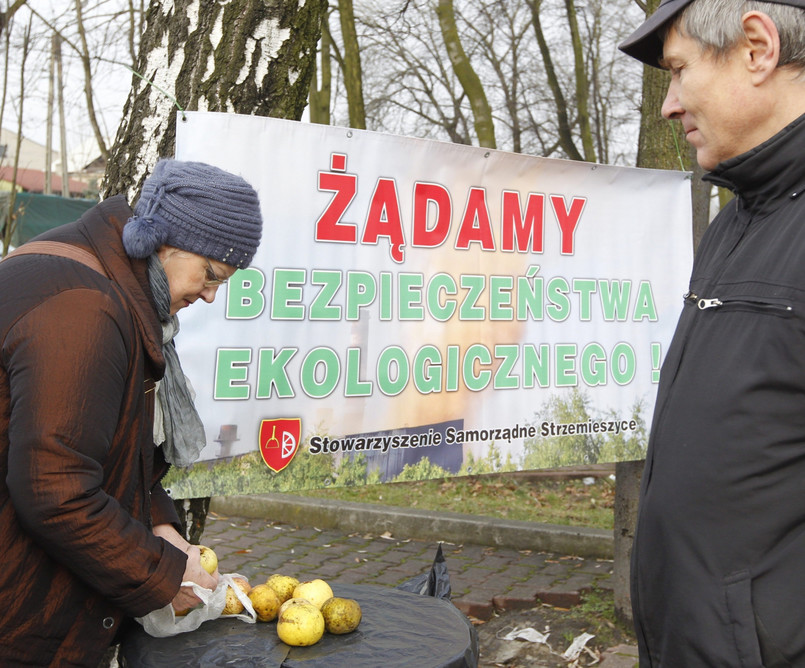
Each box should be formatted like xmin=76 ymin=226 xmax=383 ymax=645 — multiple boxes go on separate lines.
xmin=704 ymin=112 xmax=805 ymax=217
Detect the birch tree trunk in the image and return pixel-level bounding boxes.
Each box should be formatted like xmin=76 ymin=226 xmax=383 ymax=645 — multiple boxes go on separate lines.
xmin=100 ymin=0 xmax=327 ymax=544
xmin=102 ymin=0 xmax=327 ymax=200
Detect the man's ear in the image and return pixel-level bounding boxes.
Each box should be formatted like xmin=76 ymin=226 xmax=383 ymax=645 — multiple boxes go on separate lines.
xmin=741 ymin=11 xmax=781 ymax=83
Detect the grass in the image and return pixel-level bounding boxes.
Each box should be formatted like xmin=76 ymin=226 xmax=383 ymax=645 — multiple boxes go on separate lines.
xmin=301 ymin=471 xmax=616 ymax=530
xmin=574 ymin=586 xmax=636 ymax=646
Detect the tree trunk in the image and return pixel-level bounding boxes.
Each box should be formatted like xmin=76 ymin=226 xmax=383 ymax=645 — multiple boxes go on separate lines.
xmin=636 ymin=22 xmax=711 ymax=254
xmin=564 ymin=0 xmax=595 ymax=161
xmin=614 ymin=460 xmax=642 ymax=626
xmin=309 ymin=13 xmax=332 ymax=125
xmin=436 ymin=0 xmax=496 ymax=149
xmin=337 ymin=0 xmax=366 ymax=129
xmin=102 ymin=0 xmax=327 ymax=201
xmin=101 ymin=0 xmax=327 ymax=543
xmin=0 ymin=22 xmax=8 ymax=256
xmin=75 ymin=0 xmax=109 ymax=162
xmin=690 ymin=155 xmax=710 ymax=252
xmin=527 ymin=0 xmax=582 ymax=161
xmin=3 ymin=17 xmax=30 ymax=255
xmin=174 ymin=497 xmax=211 ymax=546
xmin=56 ymin=35 xmax=69 ymax=198
xmin=45 ymin=34 xmax=55 ymax=195
xmin=636 ymin=65 xmax=677 ymax=170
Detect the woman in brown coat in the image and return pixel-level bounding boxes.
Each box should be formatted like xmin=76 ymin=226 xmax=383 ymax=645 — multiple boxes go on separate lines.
xmin=0 ymin=159 xmax=263 ymax=666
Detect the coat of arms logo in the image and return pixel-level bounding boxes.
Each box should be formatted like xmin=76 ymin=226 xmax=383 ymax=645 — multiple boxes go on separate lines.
xmin=259 ymin=418 xmax=302 ymax=472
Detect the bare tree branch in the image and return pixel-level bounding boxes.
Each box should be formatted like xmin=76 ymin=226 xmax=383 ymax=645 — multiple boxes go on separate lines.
xmin=74 ymin=0 xmax=108 ymax=160
xmin=0 ymin=0 xmax=26 ymax=37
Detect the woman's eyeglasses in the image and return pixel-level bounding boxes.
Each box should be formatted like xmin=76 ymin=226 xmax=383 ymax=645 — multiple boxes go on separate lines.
xmin=204 ymin=258 xmax=228 ymax=287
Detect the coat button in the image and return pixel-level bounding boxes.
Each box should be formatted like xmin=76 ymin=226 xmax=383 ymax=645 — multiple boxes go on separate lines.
xmin=103 ymin=617 xmax=115 ymax=629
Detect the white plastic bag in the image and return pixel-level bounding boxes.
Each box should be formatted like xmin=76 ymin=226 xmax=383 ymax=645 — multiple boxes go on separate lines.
xmin=135 ymin=573 xmax=257 ymax=638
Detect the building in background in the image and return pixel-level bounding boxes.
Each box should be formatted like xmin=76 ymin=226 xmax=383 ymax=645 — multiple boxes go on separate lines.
xmin=1 ymin=129 xmax=96 ymax=251
xmin=0 ymin=128 xmax=92 ymax=197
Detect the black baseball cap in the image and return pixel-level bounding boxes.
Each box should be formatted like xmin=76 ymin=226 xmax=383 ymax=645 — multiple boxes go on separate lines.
xmin=620 ymin=0 xmax=805 ymax=67
xmin=619 ymin=0 xmax=695 ymax=67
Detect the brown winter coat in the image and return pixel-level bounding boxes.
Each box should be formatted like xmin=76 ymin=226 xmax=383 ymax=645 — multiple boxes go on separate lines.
xmin=0 ymin=196 xmax=187 ymax=666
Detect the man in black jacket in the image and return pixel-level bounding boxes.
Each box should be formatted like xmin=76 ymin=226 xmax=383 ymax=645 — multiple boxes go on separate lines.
xmin=620 ymin=0 xmax=805 ymax=665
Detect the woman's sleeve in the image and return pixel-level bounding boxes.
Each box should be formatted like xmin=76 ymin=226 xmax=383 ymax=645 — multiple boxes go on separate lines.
xmin=5 ymin=288 xmax=186 ymax=616
xmin=151 ymin=482 xmax=183 ymax=533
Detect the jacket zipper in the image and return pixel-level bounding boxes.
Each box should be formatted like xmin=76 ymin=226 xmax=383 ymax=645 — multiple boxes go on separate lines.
xmin=683 ymin=291 xmax=793 ymax=313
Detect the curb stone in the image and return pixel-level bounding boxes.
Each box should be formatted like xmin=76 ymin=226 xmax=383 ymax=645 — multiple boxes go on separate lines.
xmin=210 ymin=493 xmax=614 ymax=560
xmin=599 ymin=643 xmax=640 ymax=667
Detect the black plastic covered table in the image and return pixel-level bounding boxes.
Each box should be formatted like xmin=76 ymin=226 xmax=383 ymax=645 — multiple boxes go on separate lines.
xmin=119 ymin=583 xmax=479 ymax=668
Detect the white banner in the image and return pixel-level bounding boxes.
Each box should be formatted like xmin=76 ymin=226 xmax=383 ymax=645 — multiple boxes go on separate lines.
xmin=167 ymin=111 xmax=692 ymax=497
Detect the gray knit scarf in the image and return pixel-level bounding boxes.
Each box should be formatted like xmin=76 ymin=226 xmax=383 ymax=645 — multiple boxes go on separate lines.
xmin=147 ymin=254 xmax=207 ymax=467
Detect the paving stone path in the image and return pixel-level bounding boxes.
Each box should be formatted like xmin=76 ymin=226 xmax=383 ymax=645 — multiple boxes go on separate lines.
xmin=202 ymin=511 xmax=615 ymax=624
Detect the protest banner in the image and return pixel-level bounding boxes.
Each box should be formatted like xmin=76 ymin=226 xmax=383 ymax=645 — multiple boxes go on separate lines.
xmin=165 ymin=111 xmax=692 ymax=498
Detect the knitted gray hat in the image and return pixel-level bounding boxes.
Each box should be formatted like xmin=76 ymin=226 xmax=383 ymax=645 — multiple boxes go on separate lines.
xmin=123 ymin=159 xmax=263 ymax=268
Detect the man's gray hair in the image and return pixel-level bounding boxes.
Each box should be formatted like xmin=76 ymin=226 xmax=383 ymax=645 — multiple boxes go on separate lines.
xmin=674 ymin=0 xmax=805 ymax=69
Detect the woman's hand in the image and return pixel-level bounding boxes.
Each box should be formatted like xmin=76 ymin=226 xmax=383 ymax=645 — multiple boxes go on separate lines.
xmin=153 ymin=524 xmax=220 ymax=612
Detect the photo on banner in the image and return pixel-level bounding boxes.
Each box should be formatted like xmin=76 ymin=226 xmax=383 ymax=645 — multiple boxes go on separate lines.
xmin=165 ymin=111 xmax=693 ymax=499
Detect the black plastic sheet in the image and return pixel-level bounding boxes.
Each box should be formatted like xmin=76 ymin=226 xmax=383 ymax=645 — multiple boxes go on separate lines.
xmin=396 ymin=543 xmax=452 ymax=600
xmin=119 ymin=583 xmax=478 ymax=668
